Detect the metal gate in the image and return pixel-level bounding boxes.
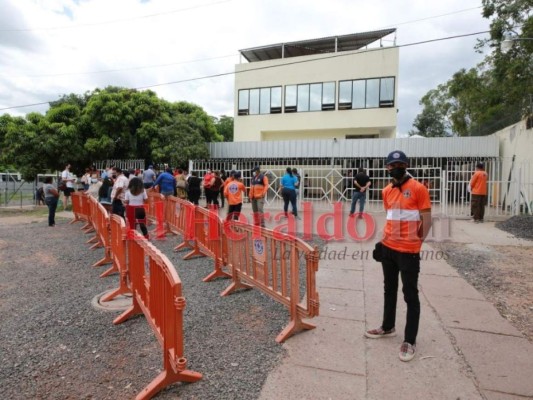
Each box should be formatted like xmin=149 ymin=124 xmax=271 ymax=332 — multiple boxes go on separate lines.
xmin=191 ymin=157 xmax=531 ymax=219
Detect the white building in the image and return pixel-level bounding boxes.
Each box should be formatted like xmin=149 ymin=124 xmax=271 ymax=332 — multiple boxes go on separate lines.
xmin=234 ymin=29 xmax=398 ymax=142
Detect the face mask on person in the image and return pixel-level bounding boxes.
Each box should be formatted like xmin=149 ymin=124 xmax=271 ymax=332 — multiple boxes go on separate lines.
xmin=388 ymin=167 xmax=406 ymax=180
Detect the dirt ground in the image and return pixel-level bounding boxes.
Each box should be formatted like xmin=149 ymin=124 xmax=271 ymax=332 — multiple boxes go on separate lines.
xmin=432 ymin=217 xmax=533 ymax=342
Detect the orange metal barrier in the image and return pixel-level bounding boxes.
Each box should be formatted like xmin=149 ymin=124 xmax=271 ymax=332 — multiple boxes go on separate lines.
xmin=70 ymin=192 xmax=85 ymax=225
xmin=188 ymin=206 xmax=229 ymax=282
xmin=146 ymin=191 xmax=167 ymax=239
xmin=165 ymin=197 xmax=195 ymax=252
xmin=79 ymin=193 xmax=93 ymax=232
xmin=100 ymin=215 xmax=129 ymax=302
xmin=114 ymin=231 xmax=202 ymax=399
xmin=86 ymin=196 xmax=100 ymax=246
xmin=89 ymin=197 xmax=113 ymax=274
xmin=223 ymin=222 xmax=320 ymax=342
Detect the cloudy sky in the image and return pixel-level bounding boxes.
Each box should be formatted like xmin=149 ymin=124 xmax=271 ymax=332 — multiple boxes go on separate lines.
xmin=0 ymin=0 xmax=491 ymax=136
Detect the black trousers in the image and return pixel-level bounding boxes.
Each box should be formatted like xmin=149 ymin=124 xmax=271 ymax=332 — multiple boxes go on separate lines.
xmin=381 ymin=244 xmax=420 ymax=345
xmin=226 ymin=203 xmax=242 ymax=221
xmin=281 ymin=188 xmax=297 ymax=216
xmin=471 ymin=194 xmax=486 ymax=221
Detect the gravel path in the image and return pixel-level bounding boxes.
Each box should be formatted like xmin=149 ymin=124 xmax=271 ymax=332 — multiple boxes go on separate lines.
xmin=0 ymin=214 xmax=293 ymax=399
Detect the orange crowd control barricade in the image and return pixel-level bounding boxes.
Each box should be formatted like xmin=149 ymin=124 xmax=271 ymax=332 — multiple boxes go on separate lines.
xmin=146 ymin=191 xmax=167 ymax=239
xmin=91 ymin=199 xmax=114 ymax=274
xmin=114 ymin=231 xmax=202 ymax=400
xmin=100 ymin=215 xmax=129 ymax=302
xmin=165 ymin=197 xmax=195 ymax=252
xmin=86 ymin=196 xmax=100 ymax=246
xmin=223 ymin=222 xmax=320 ymax=343
xmin=70 ymin=192 xmax=85 ymax=225
xmin=79 ymin=193 xmax=93 ymax=232
xmin=188 ymin=206 xmax=229 ymax=282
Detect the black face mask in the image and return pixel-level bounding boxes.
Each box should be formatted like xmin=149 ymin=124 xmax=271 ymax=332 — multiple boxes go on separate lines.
xmin=388 ymin=167 xmax=406 ymax=180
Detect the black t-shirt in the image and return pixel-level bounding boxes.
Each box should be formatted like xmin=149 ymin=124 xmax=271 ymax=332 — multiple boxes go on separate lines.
xmin=353 ymin=172 xmax=370 ymax=192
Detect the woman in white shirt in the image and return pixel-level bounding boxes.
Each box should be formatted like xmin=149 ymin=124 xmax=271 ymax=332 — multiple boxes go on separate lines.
xmin=124 ymin=177 xmax=149 ymax=238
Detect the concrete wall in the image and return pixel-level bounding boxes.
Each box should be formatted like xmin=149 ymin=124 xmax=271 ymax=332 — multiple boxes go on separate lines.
xmin=234 ymin=47 xmax=399 ymax=142
xmin=495 ymin=119 xmax=533 ymax=213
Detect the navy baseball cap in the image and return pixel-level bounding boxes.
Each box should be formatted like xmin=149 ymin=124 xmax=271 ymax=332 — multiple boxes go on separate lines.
xmin=385 ymin=150 xmax=409 ymax=165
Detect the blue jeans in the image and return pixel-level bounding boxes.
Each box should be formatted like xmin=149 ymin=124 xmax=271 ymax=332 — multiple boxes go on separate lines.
xmin=45 ymin=197 xmax=58 ymax=226
xmin=350 ymin=191 xmax=366 ymax=214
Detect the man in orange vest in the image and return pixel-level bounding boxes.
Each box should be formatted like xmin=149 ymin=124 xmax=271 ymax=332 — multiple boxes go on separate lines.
xmin=365 ymin=150 xmax=432 ymax=362
xmin=249 ymin=166 xmax=269 ymax=227
xmin=470 ymin=162 xmax=488 ymax=223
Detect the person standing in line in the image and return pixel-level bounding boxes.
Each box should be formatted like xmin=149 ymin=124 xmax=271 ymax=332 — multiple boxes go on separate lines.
xmin=142 ymin=165 xmax=156 ymax=189
xmin=470 ymin=162 xmax=488 ymax=223
xmin=365 ymin=150 xmax=432 ymax=362
xmin=124 ymin=177 xmax=149 ymax=239
xmin=61 ymin=163 xmax=76 ymax=210
xmin=110 ymin=167 xmax=129 ymax=218
xmin=280 ymin=167 xmax=299 ymax=218
xmin=202 ymin=168 xmax=215 ymax=207
xmin=224 ymin=171 xmax=246 ymax=221
xmin=175 ymin=168 xmax=188 ymax=199
xmin=219 ymin=169 xmax=227 ymax=208
xmin=249 ymin=166 xmax=269 ymax=227
xmin=153 ymin=167 xmax=176 ymax=197
xmin=209 ymin=171 xmax=223 ymax=210
xmin=43 ymin=176 xmax=59 ymax=227
xmin=187 ymin=171 xmax=202 ymax=205
xmin=292 ymin=168 xmax=301 ymax=198
xmin=349 ymin=167 xmax=371 ymax=218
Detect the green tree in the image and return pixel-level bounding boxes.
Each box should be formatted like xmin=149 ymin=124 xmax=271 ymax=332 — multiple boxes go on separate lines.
xmin=411 ymin=0 xmax=532 ymax=136
xmin=408 ymin=89 xmax=451 ymax=137
xmin=214 ymin=115 xmax=234 ymax=141
xmin=150 ymin=114 xmax=209 ymax=167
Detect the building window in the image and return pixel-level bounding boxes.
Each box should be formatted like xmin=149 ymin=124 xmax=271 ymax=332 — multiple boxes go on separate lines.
xmin=380 ymin=77 xmax=395 ymax=107
xmin=287 ymin=82 xmax=336 ymax=112
xmin=238 ymin=86 xmax=282 ymax=115
xmin=285 ymin=85 xmax=297 ymax=113
xmin=339 ymin=77 xmax=395 ymax=110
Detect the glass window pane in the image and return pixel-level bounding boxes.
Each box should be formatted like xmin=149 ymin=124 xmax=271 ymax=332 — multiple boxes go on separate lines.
xmin=285 ymin=85 xmax=297 ymax=107
xmin=366 ymin=79 xmax=379 ymax=108
xmin=297 ymin=84 xmax=310 ymax=112
xmin=339 ymin=81 xmax=352 ymax=104
xmin=309 ymin=83 xmax=322 ymax=111
xmin=380 ymin=77 xmax=395 ymax=101
xmin=353 ymin=80 xmax=366 ymax=109
xmin=260 ymin=88 xmax=270 ymax=114
xmin=323 ymin=82 xmax=335 ymax=105
xmin=249 ymin=89 xmax=260 ymax=115
xmin=238 ymin=90 xmax=249 ymax=110
xmin=271 ymin=87 xmax=282 ymax=108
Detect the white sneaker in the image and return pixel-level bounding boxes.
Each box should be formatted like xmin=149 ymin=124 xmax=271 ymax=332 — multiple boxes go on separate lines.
xmin=399 ymin=342 xmax=416 ymax=362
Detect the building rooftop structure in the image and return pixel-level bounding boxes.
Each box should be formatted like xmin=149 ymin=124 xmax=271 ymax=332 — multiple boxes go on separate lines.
xmin=239 ymin=28 xmax=397 ymax=62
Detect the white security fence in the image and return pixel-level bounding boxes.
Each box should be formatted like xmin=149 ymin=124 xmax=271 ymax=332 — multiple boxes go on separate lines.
xmin=190 ymin=157 xmax=533 ymax=219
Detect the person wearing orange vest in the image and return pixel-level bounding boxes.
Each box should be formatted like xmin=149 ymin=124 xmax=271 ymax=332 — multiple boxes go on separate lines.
xmin=365 ymin=150 xmax=432 ymax=363
xmin=224 ymin=171 xmax=246 ymax=221
xmin=469 ymin=162 xmax=488 ymax=223
xmin=249 ymin=166 xmax=269 ymax=227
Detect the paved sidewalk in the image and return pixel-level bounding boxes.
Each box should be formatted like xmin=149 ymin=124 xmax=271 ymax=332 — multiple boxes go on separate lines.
xmin=254 ymin=209 xmax=533 ymax=400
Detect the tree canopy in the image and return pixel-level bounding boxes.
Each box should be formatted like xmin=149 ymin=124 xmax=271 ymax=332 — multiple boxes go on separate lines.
xmin=410 ymin=0 xmax=532 ymax=137
xmin=0 ymin=86 xmax=233 ymax=180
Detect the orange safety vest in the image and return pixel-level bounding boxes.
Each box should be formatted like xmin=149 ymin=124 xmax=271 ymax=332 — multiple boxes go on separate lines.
xmin=224 ymin=179 xmax=246 ymax=205
xmin=249 ymin=173 xmax=268 ymax=199
xmin=381 ymin=178 xmax=431 ymax=254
